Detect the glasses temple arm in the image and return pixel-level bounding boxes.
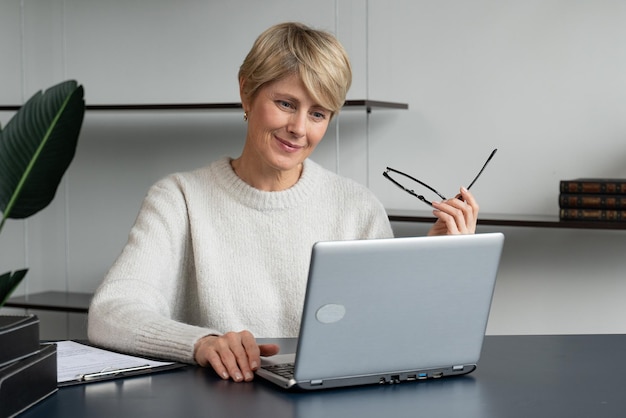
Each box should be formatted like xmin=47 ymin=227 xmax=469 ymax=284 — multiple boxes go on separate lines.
xmin=466 ymin=148 xmax=497 ymax=190
xmin=384 ymin=168 xmax=446 ymax=200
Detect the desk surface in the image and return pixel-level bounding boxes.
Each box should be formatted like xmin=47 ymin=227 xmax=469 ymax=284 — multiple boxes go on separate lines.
xmin=21 ymin=335 xmax=626 ymax=418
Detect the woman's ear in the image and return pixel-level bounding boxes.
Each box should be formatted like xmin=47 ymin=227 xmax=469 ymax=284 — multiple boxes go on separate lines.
xmin=239 ymin=77 xmax=249 ymax=112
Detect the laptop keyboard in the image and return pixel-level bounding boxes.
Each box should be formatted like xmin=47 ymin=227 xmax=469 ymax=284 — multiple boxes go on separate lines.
xmin=262 ymin=363 xmax=295 ymax=379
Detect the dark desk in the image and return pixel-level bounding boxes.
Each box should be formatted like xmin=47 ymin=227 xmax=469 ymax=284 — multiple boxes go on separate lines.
xmin=20 ymin=335 xmax=625 ymax=418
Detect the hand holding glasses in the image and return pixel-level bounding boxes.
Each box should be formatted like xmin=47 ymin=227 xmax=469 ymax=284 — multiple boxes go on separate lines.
xmin=383 ymin=149 xmax=497 ymax=207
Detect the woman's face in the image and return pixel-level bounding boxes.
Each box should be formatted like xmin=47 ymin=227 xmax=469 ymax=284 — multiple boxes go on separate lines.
xmin=241 ymin=74 xmax=331 ymax=176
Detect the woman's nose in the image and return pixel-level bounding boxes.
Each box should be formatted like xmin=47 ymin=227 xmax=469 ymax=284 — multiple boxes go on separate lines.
xmin=287 ymin=112 xmax=306 ymax=137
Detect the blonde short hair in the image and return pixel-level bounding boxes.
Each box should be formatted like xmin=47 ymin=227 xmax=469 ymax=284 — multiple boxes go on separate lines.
xmin=238 ymin=22 xmax=352 ymax=116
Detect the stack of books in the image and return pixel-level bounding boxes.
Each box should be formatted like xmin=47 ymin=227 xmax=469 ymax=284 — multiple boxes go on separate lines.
xmin=559 ymin=178 xmax=626 ymax=222
xmin=0 ymin=315 xmax=57 ymax=417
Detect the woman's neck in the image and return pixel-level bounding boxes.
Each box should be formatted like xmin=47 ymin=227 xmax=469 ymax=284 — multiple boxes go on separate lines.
xmin=230 ymin=157 xmax=303 ymax=192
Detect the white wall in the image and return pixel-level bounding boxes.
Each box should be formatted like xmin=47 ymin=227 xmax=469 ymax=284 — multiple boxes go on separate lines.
xmin=1 ymin=0 xmax=625 ymax=337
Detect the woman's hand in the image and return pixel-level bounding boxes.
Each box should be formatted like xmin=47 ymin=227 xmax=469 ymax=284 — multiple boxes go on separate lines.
xmin=194 ymin=330 xmax=280 ymax=382
xmin=427 ymin=187 xmax=479 ymax=236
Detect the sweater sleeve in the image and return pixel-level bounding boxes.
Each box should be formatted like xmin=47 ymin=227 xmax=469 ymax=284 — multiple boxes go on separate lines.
xmin=334 ymin=174 xmax=395 ymax=240
xmin=362 ymin=190 xmax=395 ymax=239
xmin=87 ymin=177 xmax=216 ymax=364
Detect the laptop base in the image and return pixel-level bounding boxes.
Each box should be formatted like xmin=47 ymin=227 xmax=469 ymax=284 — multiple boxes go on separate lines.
xmin=256 ymin=361 xmax=477 ymax=391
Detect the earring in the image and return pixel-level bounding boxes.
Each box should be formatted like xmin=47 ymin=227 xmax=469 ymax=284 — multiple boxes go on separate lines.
xmin=243 ymin=111 xmax=248 ymax=122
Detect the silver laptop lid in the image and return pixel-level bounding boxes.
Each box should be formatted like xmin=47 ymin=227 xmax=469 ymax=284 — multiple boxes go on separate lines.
xmin=294 ymin=233 xmax=504 ymax=385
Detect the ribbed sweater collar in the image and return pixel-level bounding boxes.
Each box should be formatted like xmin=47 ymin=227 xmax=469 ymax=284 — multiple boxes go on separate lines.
xmin=210 ymin=156 xmax=322 ymax=211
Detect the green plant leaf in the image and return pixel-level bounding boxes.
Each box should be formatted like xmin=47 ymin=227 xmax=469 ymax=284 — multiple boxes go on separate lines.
xmin=0 ymin=80 xmax=85 ymax=306
xmin=0 ymin=269 xmax=28 ymax=307
xmin=0 ymin=80 xmax=85 ymax=230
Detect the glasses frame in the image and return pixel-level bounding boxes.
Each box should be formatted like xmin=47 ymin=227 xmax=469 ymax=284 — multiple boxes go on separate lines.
xmin=383 ymin=148 xmax=497 ymax=207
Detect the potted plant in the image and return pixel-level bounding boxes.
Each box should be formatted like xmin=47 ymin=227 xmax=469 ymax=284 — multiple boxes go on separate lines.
xmin=0 ymin=80 xmax=85 ymax=417
xmin=0 ymin=80 xmax=85 ymax=307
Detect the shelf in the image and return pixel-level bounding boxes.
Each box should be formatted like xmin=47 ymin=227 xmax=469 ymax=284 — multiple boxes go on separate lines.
xmin=4 ymin=291 xmax=92 ymax=313
xmin=0 ymin=99 xmax=408 ymax=113
xmin=4 ymin=212 xmax=621 ymax=315
xmin=386 ymin=209 xmax=626 ymax=230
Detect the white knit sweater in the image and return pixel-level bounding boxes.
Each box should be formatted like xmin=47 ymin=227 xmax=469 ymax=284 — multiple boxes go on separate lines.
xmin=88 ymin=156 xmax=393 ymax=363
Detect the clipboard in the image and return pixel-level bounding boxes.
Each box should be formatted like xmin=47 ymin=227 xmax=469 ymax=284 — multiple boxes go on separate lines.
xmin=56 ymin=341 xmax=186 ymax=386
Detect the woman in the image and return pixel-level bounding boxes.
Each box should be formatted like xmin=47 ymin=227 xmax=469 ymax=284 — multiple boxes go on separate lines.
xmin=88 ymin=22 xmax=479 ymax=383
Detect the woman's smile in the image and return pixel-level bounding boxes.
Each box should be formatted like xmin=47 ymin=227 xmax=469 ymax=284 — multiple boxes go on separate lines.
xmin=274 ymin=135 xmax=304 ymax=153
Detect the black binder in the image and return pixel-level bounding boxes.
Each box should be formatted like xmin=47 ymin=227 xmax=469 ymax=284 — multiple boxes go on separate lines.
xmin=0 ymin=315 xmax=40 ymax=367
xmin=0 ymin=343 xmax=57 ymax=418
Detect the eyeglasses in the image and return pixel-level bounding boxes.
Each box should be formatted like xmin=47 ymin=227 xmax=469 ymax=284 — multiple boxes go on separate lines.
xmin=383 ymin=148 xmax=497 ymax=207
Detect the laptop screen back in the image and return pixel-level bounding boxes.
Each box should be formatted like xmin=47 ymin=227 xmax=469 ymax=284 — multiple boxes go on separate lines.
xmin=294 ymin=233 xmax=504 ymax=383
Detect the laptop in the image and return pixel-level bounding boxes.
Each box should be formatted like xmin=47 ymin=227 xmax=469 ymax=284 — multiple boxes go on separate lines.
xmin=256 ymin=232 xmax=505 ymax=391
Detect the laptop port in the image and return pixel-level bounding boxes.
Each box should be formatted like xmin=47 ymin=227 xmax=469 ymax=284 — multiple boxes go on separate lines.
xmin=432 ymin=372 xmax=444 ymax=378
xmin=418 ymin=373 xmax=428 ymax=380
xmin=391 ymin=375 xmax=400 ymax=383
xmin=407 ymin=374 xmax=417 ymax=381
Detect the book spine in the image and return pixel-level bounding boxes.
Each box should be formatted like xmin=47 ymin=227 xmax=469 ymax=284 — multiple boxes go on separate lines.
xmin=560 ymin=180 xmax=626 ymax=194
xmin=558 ymin=194 xmax=626 ymax=209
xmin=559 ymin=208 xmax=626 ymax=222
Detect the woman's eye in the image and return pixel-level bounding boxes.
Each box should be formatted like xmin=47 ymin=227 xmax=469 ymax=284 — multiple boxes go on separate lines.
xmin=311 ymin=111 xmax=327 ymax=120
xmin=278 ymin=100 xmax=293 ymax=109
